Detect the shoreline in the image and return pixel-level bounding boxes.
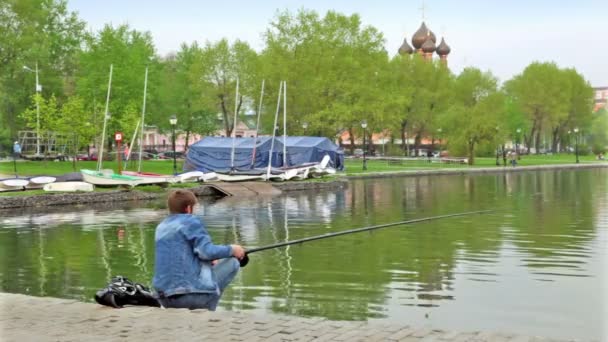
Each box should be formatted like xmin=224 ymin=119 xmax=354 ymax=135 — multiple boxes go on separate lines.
xmin=0 ymin=292 xmax=590 ymax=341
xmin=0 ymin=163 xmax=606 ymax=210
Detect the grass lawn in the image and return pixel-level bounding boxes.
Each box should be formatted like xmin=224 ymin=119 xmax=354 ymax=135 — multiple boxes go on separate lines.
xmin=342 ymin=153 xmax=602 ymax=174
xmin=0 ymin=159 xmax=185 ymax=176
xmin=0 ymin=153 xmax=602 ymax=178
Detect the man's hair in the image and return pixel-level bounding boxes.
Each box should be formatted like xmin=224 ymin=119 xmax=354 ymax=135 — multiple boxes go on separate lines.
xmin=167 ymin=190 xmax=197 ymax=214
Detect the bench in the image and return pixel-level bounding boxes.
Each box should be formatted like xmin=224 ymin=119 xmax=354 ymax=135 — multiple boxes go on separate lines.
xmin=387 ymin=159 xmax=403 ymax=165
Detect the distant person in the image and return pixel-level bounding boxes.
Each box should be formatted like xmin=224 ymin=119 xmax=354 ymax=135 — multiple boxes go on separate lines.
xmin=123 ymin=144 xmax=130 ymax=160
xmin=13 ymin=141 xmax=21 ymax=159
xmin=153 ymin=190 xmax=245 ymax=310
xmin=510 ymin=151 xmax=517 ymax=167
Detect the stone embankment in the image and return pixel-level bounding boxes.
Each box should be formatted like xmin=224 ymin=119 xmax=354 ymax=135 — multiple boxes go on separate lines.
xmin=0 ymin=293 xmax=587 ymax=342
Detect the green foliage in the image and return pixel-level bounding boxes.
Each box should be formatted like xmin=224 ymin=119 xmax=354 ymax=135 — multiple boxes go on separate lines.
xmin=261 ymin=9 xmax=387 ymax=138
xmin=589 ymin=109 xmax=608 ymax=155
xmin=0 ymin=0 xmax=86 ymax=148
xmin=504 ymin=62 xmax=593 ymax=153
xmin=2 ymin=5 xmax=598 ymax=164
xmin=76 ymin=24 xmax=159 ymax=147
xmin=442 ymin=68 xmax=505 ymax=164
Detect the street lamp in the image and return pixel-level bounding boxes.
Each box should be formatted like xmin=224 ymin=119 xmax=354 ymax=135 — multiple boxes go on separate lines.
xmin=361 ymin=120 xmax=368 ymax=171
xmin=574 ymin=127 xmax=579 ymax=164
xmin=23 ymin=63 xmax=41 ymax=156
xmin=302 ymin=121 xmax=308 ymax=135
xmin=495 ymin=126 xmax=500 ymax=166
xmin=170 ymin=114 xmax=178 ymax=175
xmin=516 ymin=128 xmax=522 ymax=160
xmin=436 ymin=127 xmax=442 ymax=154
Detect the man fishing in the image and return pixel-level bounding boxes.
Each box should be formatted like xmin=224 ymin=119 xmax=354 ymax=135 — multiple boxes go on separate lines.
xmin=153 ymin=189 xmax=245 ymax=310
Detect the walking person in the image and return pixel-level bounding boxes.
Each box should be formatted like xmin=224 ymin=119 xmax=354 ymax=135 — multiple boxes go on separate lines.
xmin=153 ymin=190 xmax=245 ymax=310
xmin=12 ymin=141 xmax=21 ymax=175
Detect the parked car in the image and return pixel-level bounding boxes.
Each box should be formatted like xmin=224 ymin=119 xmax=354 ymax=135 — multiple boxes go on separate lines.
xmin=126 ymin=151 xmax=157 ymax=160
xmin=353 ymin=149 xmax=364 ymax=158
xmin=158 ymin=151 xmax=185 ymax=160
xmin=76 ymin=153 xmax=114 ymax=161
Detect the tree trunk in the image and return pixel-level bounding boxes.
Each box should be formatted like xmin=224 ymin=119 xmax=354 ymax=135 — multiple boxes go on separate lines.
xmin=551 ymin=127 xmax=560 ymax=153
xmin=348 ymin=127 xmax=355 ymax=154
xmin=400 ymin=120 xmax=407 ymax=154
xmin=502 ymin=144 xmax=507 ymax=166
xmin=219 ymin=94 xmax=231 ymax=137
xmin=414 ymin=133 xmax=421 ymax=157
xmin=534 ymin=124 xmax=541 ymax=154
xmin=468 ymin=140 xmax=475 ymax=165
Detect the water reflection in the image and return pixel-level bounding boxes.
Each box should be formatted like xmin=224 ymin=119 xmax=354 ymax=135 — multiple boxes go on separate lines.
xmin=0 ymin=169 xmax=605 ymax=340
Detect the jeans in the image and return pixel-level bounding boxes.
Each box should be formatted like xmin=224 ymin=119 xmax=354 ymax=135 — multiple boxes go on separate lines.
xmin=158 ymin=258 xmax=239 ymax=310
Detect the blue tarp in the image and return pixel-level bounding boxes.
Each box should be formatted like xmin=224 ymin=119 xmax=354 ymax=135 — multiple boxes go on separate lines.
xmin=184 ymin=136 xmax=344 ymax=172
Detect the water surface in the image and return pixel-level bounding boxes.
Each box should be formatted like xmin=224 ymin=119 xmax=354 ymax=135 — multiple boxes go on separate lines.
xmin=0 ymin=169 xmax=606 ymax=340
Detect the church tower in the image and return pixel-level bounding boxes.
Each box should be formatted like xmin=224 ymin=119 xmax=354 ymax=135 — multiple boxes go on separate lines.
xmin=398 ymin=21 xmax=451 ymax=66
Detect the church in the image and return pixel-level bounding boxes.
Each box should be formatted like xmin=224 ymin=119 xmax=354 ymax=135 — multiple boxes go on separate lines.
xmin=398 ymin=21 xmax=451 ymax=66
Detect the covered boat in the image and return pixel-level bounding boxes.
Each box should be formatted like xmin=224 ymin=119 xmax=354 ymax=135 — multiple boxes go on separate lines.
xmin=183 ymin=136 xmax=344 ymax=173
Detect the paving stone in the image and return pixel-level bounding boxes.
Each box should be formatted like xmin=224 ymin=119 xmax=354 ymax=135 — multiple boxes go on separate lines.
xmin=0 ymin=293 xmax=587 ymax=342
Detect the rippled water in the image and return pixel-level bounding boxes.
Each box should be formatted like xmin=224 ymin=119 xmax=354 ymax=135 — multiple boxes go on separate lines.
xmin=1 ymin=169 xmax=606 ymax=340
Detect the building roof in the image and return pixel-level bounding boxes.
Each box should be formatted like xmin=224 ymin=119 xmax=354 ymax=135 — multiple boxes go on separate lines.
xmin=436 ymin=37 xmax=451 ymax=56
xmin=412 ymin=22 xmax=436 ymax=49
xmin=398 ymin=38 xmax=414 ymax=55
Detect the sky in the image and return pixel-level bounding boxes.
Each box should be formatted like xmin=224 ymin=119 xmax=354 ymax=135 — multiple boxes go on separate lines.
xmin=67 ymin=0 xmax=607 ymax=86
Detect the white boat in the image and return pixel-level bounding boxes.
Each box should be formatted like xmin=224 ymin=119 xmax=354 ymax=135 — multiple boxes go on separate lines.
xmin=215 ymin=172 xmax=266 ymax=182
xmin=0 ymin=178 xmax=29 ymax=191
xmin=178 ymin=171 xmax=218 ymax=183
xmin=1 ymin=178 xmax=29 ymax=187
xmin=81 ymin=169 xmax=141 ymax=187
xmin=43 ymin=181 xmax=94 ymax=192
xmin=30 ymin=176 xmax=56 ymax=185
xmin=121 ymin=171 xmax=177 ymax=185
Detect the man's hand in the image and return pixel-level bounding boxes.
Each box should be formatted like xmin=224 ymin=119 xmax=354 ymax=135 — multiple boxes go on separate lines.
xmin=231 ymin=244 xmax=246 ymax=260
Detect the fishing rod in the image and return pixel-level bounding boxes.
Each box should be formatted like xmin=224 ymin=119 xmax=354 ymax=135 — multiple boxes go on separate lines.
xmin=238 ymin=209 xmax=493 ymax=267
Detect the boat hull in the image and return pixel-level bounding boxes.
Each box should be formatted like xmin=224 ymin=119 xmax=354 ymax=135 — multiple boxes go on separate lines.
xmin=81 ymin=169 xmax=140 ymax=187
xmin=43 ymin=182 xmax=94 ymax=192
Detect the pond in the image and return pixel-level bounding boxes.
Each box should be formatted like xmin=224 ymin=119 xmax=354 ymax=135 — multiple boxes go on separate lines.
xmin=0 ymin=169 xmax=605 ymax=340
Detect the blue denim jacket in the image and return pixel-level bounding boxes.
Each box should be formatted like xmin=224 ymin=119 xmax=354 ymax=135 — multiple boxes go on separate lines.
xmin=152 ymin=214 xmax=233 ymax=297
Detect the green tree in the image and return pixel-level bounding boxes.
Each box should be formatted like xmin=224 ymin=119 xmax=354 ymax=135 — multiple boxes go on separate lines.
xmin=443 ymin=68 xmax=505 ymax=165
xmin=0 ymin=0 xmax=85 ymax=149
xmin=76 ymin=24 xmax=158 ymax=151
xmin=504 ymin=62 xmax=570 ymax=154
xmin=260 ymin=9 xmax=387 ymax=144
xmin=589 ymin=109 xmax=608 ymax=155
xmin=551 ymin=68 xmax=594 ymax=152
xmin=386 ymin=55 xmax=452 ymax=156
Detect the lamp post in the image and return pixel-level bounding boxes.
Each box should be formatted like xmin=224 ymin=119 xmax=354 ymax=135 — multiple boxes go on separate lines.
xmin=170 ymin=114 xmax=177 ymax=175
xmin=574 ymin=127 xmax=579 ymax=163
xmin=361 ymin=120 xmax=368 ymax=171
xmin=495 ymin=126 xmax=500 ymax=166
xmin=436 ymin=128 xmax=442 ymax=155
xmin=23 ymin=63 xmax=41 ymax=156
xmin=516 ymin=128 xmax=522 ymax=160
xmin=302 ymin=121 xmax=308 ymax=135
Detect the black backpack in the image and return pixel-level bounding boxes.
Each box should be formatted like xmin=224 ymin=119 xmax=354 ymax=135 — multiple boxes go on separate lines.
xmin=94 ymin=276 xmax=160 ymax=308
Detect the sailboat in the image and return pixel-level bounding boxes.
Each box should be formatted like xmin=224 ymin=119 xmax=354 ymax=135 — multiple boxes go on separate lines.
xmin=215 ymin=78 xmax=267 ymax=182
xmin=121 ymin=67 xmax=215 ymax=184
xmin=81 ymin=65 xmax=143 ymax=187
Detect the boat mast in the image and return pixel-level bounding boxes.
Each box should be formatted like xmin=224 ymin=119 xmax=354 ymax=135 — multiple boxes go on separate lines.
xmin=251 ymin=79 xmax=265 ymax=168
xmin=126 ymin=119 xmax=140 ymax=163
xmin=138 ymin=67 xmax=148 ymax=173
xmin=97 ymin=64 xmax=113 ymax=171
xmin=282 ymin=81 xmax=287 ymax=167
xmin=230 ymin=78 xmax=240 ymax=171
xmin=267 ymin=81 xmax=283 ymax=179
